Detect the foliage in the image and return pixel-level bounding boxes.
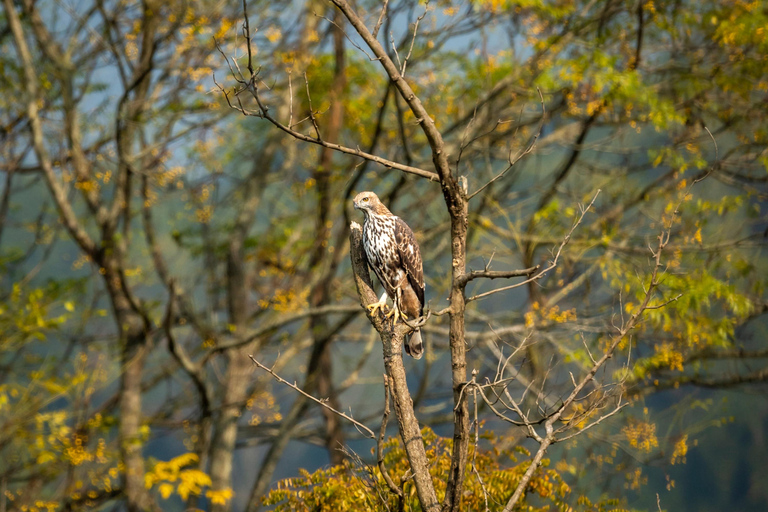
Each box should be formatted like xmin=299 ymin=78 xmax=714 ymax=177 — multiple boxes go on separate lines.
xmin=264 ymin=427 xmax=626 ymax=511
xmin=0 ymin=282 xmax=119 ymax=509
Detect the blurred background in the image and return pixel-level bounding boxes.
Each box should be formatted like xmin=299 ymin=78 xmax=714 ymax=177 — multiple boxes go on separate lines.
xmin=1 ymin=0 xmax=766 ymax=510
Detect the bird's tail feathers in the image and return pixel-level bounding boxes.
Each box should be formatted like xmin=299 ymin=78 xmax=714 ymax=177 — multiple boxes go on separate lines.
xmin=405 ymin=329 xmax=424 ymax=360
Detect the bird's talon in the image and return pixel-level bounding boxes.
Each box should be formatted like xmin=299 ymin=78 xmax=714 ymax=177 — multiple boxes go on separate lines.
xmin=366 ymin=301 xmax=388 ymax=317
xmin=387 ymin=306 xmax=407 ymax=325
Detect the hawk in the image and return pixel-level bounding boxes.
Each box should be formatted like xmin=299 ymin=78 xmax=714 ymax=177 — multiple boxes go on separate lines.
xmin=353 ymin=191 xmax=425 ymax=359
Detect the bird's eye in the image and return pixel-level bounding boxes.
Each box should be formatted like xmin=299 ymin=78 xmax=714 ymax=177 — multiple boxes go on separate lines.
xmin=362 ymin=197 xmax=369 ymax=202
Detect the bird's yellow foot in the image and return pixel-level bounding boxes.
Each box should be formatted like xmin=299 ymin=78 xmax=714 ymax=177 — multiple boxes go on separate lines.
xmin=366 ymin=299 xmax=388 ymax=317
xmin=386 ymin=305 xmax=408 ymax=325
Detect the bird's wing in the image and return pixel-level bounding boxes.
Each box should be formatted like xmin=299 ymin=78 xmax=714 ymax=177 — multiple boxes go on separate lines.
xmin=394 ymin=216 xmax=425 ymax=308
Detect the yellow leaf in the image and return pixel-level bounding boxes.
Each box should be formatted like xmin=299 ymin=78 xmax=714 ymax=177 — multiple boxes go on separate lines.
xmin=169 ymin=452 xmax=199 ymax=469
xmin=64 ymin=301 xmax=74 ymax=312
xmin=265 ymin=26 xmax=282 ymax=43
xmin=158 ymin=483 xmax=174 ymax=500
xmin=206 ymin=488 xmax=234 ymax=505
xmin=37 ymin=451 xmax=56 ymax=464
xmin=177 ymin=481 xmax=192 ymax=501
xmin=42 ymin=380 xmax=68 ymax=395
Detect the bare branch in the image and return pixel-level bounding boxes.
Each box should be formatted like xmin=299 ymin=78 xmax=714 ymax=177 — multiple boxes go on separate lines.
xmin=556 ymin=399 xmax=629 ymax=442
xmin=233 ymin=76 xmax=438 ymax=180
xmin=472 ymin=382 xmax=530 ymax=430
xmin=458 ymin=265 xmax=539 ymax=287
xmin=643 ymin=293 xmax=683 ymax=310
xmin=303 ymin=72 xmax=322 ymax=140
xmin=329 ymin=0 xmax=455 ymax=185
xmin=288 ymin=71 xmax=294 ymax=128
xmin=468 ymin=189 xmax=600 ymax=302
xmin=500 ymin=189 xmax=686 ymax=512
xmin=389 ymin=31 xmax=402 ymax=73
xmin=249 ymin=354 xmax=375 ymax=439
xmin=242 ymin=0 xmax=254 ymax=76
xmin=215 ymin=7 xmax=439 ymax=181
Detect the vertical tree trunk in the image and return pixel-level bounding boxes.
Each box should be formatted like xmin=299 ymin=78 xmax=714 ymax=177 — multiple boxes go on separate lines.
xmin=209 ymin=237 xmax=252 ymax=512
xmin=118 ymin=319 xmax=153 ymax=512
xmin=102 ymin=258 xmax=153 ymax=512
xmin=209 ymin=351 xmax=252 ymax=512
xmin=442 ymin=200 xmax=470 ymax=512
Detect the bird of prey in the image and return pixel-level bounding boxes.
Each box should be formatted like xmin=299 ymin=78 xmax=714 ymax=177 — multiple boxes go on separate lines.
xmin=353 ymin=191 xmax=425 ymax=359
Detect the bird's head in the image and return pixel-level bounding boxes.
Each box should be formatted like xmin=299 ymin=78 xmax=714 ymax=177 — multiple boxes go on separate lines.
xmin=353 ymin=191 xmax=388 ymax=215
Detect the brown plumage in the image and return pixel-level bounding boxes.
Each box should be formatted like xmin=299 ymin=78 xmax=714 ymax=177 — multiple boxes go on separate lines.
xmin=353 ymin=191 xmax=425 ymax=359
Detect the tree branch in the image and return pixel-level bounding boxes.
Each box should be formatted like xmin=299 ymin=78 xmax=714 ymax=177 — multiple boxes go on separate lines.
xmin=458 ymin=266 xmax=539 ymax=288
xmin=500 ymin=188 xmax=683 ymax=512
xmin=5 ymin=0 xmax=97 ymax=257
xmin=248 ymin=355 xmax=375 ymax=439
xmin=212 ymin=41 xmax=439 ymax=182
xmin=329 ymin=0 xmax=456 ymax=188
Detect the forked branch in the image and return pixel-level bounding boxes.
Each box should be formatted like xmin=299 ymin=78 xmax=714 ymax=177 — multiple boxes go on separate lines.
xmin=467 ymin=190 xmax=600 ymax=302
xmin=212 ymin=17 xmax=439 ymax=182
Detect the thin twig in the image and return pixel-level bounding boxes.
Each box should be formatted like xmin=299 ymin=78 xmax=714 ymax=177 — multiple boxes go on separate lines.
xmin=372 ymin=0 xmax=389 ymax=39
xmin=469 ymin=376 xmax=490 ymax=512
xmin=224 ymin=67 xmax=438 ymax=180
xmin=249 ymin=354 xmax=375 ymax=439
xmin=314 ymin=11 xmax=378 ymax=61
xmin=695 ymin=126 xmax=717 ymax=184
xmin=459 ymin=265 xmax=539 ymax=287
xmin=456 ymin=118 xmax=508 ymax=171
xmin=401 ymin=2 xmax=429 ymax=76
xmin=288 ymin=71 xmax=294 ymax=128
xmin=242 ymin=0 xmax=253 ymax=75
xmin=643 ymin=293 xmax=683 ymax=310
xmin=556 ymin=398 xmax=629 ymax=442
xmin=468 ymin=88 xmax=546 ymax=199
xmin=378 ymin=375 xmax=405 ymax=504
xmin=389 ymin=31 xmax=402 ymax=72
xmin=304 ymin=72 xmax=322 ymax=140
